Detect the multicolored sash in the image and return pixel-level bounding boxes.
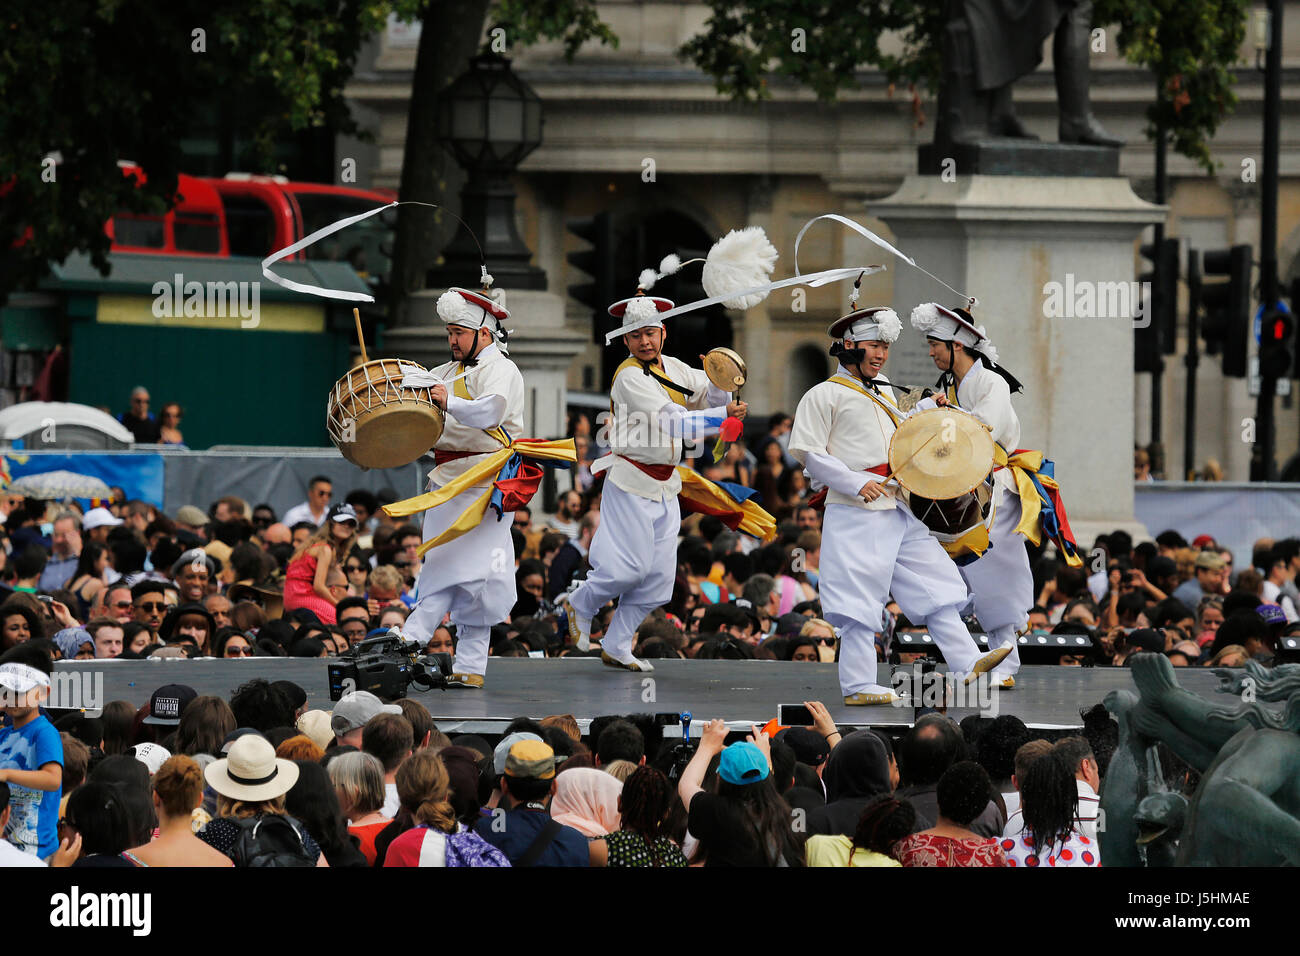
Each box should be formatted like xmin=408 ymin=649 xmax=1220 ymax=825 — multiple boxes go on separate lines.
xmin=383 ymin=364 xmax=577 ymax=556
xmin=942 ymin=384 xmax=1083 ymax=568
xmin=610 ymin=358 xmax=776 ymax=543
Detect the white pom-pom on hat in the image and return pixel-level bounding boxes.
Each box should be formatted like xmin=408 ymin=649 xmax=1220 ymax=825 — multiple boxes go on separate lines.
xmin=638 ymin=268 xmax=659 ymax=291
xmin=909 ymin=302 xmax=948 ymax=336
xmin=658 ymin=253 xmax=682 ymax=277
xmin=873 ymin=308 xmax=902 ymax=344
xmin=436 ymin=290 xmax=483 ymax=328
xmin=622 ymin=296 xmax=662 ymax=325
xmin=701 ymin=226 xmax=778 ymax=310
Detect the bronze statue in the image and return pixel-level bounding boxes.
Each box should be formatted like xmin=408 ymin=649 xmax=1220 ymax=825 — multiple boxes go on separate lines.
xmin=935 ymin=0 xmax=1124 ymax=148
xmin=1102 ymin=656 xmax=1300 ymax=866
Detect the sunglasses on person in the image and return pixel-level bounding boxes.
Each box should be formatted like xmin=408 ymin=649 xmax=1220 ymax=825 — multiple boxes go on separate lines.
xmin=224 ymin=646 xmax=254 ymax=657
xmin=135 ymin=601 xmax=166 ymax=612
xmin=346 ymin=563 xmax=365 ymax=574
xmin=110 ymin=600 xmax=133 ymax=610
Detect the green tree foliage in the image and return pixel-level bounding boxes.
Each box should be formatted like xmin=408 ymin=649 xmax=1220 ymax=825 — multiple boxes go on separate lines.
xmin=0 ymin=0 xmax=614 ymax=305
xmin=1093 ymin=0 xmax=1249 ymax=171
xmin=682 ymin=0 xmax=1247 ymax=172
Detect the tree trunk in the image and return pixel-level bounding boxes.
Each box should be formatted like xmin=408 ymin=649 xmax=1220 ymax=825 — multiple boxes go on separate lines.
xmin=387 ymin=0 xmax=493 ymax=327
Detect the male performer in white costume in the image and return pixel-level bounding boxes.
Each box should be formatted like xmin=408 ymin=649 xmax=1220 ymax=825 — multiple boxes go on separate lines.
xmin=398 ymin=285 xmax=525 ymax=689
xmin=909 ymin=303 xmax=1032 ymax=688
xmin=565 ymin=289 xmax=747 ymax=672
xmin=788 ymin=305 xmax=1011 ymax=704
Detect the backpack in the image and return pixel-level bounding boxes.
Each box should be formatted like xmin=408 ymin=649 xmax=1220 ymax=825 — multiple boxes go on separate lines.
xmin=444 ymin=828 xmax=512 ymax=868
xmin=229 ymin=815 xmax=316 ymax=868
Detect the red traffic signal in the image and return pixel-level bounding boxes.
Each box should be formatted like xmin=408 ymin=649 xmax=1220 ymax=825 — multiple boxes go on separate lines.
xmin=1259 ymin=308 xmax=1294 ymax=379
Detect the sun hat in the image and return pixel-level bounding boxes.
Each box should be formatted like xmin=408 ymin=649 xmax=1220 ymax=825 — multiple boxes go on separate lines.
xmin=205 ymin=733 xmax=300 ymax=801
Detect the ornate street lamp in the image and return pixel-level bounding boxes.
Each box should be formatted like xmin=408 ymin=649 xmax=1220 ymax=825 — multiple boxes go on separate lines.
xmin=427 ymin=53 xmax=547 ymax=290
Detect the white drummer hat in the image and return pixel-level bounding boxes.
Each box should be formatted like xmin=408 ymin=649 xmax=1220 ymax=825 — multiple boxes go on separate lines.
xmin=436 ymin=266 xmax=513 ymax=352
xmin=910 ymin=302 xmax=999 ymax=364
xmin=827 ymin=305 xmax=902 ymax=344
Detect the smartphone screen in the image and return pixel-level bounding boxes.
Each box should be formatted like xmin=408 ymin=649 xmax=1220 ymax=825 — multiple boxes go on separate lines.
xmin=778 ymin=704 xmax=814 ymax=726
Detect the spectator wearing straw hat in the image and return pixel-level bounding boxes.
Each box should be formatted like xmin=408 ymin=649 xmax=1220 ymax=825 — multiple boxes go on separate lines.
xmin=197 ymin=733 xmax=327 ymax=867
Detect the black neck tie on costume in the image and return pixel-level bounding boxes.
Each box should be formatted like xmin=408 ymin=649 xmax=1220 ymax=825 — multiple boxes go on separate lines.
xmin=638 ymin=359 xmax=696 ymax=398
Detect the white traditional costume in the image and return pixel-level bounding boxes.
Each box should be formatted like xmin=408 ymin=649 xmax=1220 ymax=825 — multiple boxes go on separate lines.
xmin=908 ymin=303 xmax=1032 ymax=684
xmin=391 ymin=284 xmax=525 ymax=687
xmin=567 ymin=236 xmax=783 ymax=671
xmin=567 ymin=292 xmax=738 ymax=670
xmin=788 ymin=306 xmax=1011 ymax=703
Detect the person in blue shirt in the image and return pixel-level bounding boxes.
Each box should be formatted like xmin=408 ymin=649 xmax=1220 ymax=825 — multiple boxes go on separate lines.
xmin=0 ymin=643 xmax=64 ymax=860
xmin=474 ymin=739 xmax=588 ymax=867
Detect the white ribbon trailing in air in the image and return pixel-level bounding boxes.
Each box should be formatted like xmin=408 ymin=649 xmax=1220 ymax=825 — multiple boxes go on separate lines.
xmin=398 ymin=365 xmax=474 ymax=390
xmin=604 ymin=265 xmax=886 ymax=345
xmin=794 ymin=213 xmax=977 ymax=308
xmin=261 ymin=201 xmax=398 ymax=302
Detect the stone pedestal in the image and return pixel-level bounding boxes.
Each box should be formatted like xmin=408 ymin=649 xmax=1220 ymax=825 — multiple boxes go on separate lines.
xmin=381 ymin=289 xmax=586 ymax=446
xmin=870 ymin=175 xmax=1164 ymax=545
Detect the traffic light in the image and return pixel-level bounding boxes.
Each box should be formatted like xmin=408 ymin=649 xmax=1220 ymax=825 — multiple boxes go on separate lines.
xmin=1259 ymin=306 xmax=1293 ymax=380
xmin=1196 ymin=244 xmax=1252 ymax=378
xmin=566 ymin=213 xmax=616 ymax=344
xmin=1135 ymin=237 xmax=1178 ymax=372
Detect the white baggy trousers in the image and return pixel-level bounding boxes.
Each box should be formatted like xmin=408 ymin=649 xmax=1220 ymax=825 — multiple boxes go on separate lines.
xmin=957 ymin=492 xmax=1034 ymax=676
xmin=820 ymin=501 xmax=980 ymax=696
xmin=567 ymin=481 xmax=680 ymax=660
xmin=404 ymin=485 xmax=516 ymax=676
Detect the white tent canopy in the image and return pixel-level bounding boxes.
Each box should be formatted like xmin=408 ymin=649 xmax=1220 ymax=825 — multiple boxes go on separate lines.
xmin=0 ymin=402 xmax=135 ymax=445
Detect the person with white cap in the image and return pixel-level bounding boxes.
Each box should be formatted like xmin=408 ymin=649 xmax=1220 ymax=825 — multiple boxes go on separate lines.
xmin=385 ymin=277 xmax=524 ymax=689
xmin=910 ymin=302 xmax=1084 ymax=687
xmin=787 ymin=299 xmax=1012 ymax=705
xmin=0 ymin=645 xmax=64 ymax=859
xmin=563 ymin=267 xmax=750 ymax=673
xmin=81 ymin=506 xmax=123 ymax=545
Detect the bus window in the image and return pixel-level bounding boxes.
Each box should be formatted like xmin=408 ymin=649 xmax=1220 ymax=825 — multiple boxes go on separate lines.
xmin=173 ymin=213 xmax=223 ymax=253
xmin=221 ymin=194 xmax=278 ymax=257
xmin=113 ymin=216 xmax=165 ymax=249
xmin=294 ymin=194 xmax=392 ymax=283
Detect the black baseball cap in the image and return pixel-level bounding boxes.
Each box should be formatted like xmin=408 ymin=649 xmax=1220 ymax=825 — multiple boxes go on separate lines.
xmin=141 ymin=683 xmax=198 ymax=726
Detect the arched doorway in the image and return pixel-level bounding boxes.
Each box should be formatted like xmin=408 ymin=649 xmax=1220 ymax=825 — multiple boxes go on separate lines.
xmin=600 ymin=210 xmax=731 ymax=388
xmin=785 ymin=343 xmax=828 ymax=410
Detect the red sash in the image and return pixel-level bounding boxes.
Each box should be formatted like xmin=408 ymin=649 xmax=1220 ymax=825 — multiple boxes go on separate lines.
xmin=433 ymin=449 xmax=479 ymax=467
xmin=807 ymin=463 xmax=889 ymax=511
xmin=619 ymin=455 xmax=676 ymax=482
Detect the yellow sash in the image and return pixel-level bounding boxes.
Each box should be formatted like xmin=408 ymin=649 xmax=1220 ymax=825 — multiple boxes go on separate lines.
xmin=828 ymin=375 xmax=903 ymax=426
xmin=676 ymin=467 xmax=777 ymax=544
xmin=382 ymin=363 xmax=576 ymax=556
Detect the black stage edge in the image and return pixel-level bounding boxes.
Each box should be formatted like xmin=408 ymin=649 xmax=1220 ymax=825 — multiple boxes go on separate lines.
xmin=52 ymin=658 xmax=1247 ymax=735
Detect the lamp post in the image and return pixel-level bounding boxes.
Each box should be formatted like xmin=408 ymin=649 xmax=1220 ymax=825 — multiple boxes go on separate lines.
xmin=426 ymin=53 xmax=547 ymax=290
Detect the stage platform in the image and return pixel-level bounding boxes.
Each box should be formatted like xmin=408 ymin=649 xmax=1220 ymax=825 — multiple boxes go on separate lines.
xmin=51 ymin=658 xmax=1243 ymax=736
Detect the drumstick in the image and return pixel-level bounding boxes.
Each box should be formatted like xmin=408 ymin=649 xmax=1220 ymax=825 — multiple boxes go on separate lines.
xmin=884 ymin=431 xmax=941 ymax=487
xmin=353 ymin=308 xmax=369 ymax=364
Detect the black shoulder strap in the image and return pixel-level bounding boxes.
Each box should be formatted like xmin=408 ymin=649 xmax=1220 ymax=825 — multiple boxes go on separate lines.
xmin=517 ymin=818 xmax=564 ymax=867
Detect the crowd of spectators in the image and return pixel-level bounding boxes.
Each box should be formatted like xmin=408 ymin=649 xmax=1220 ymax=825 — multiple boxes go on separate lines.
xmin=0 ymin=414 xmax=1295 ymax=675
xmin=1 ymin=643 xmax=1122 ymax=867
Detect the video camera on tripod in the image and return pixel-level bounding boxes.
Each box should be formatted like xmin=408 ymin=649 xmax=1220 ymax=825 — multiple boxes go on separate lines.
xmin=327 ymin=630 xmax=454 ymax=701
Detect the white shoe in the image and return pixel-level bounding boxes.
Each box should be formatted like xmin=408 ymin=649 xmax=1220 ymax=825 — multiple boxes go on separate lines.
xmin=563 ymin=597 xmax=591 ymax=651
xmin=601 ymin=651 xmax=654 ymax=673
xmin=844 ymin=683 xmax=903 ymax=706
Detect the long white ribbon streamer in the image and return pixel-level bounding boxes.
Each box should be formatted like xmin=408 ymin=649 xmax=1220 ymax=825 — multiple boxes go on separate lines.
xmin=794 ymin=213 xmax=976 ymax=307
xmin=262 ymin=201 xmax=398 ymax=301
xmin=399 ymin=364 xmax=474 ymax=389
xmin=604 ymin=265 xmax=886 ymax=345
